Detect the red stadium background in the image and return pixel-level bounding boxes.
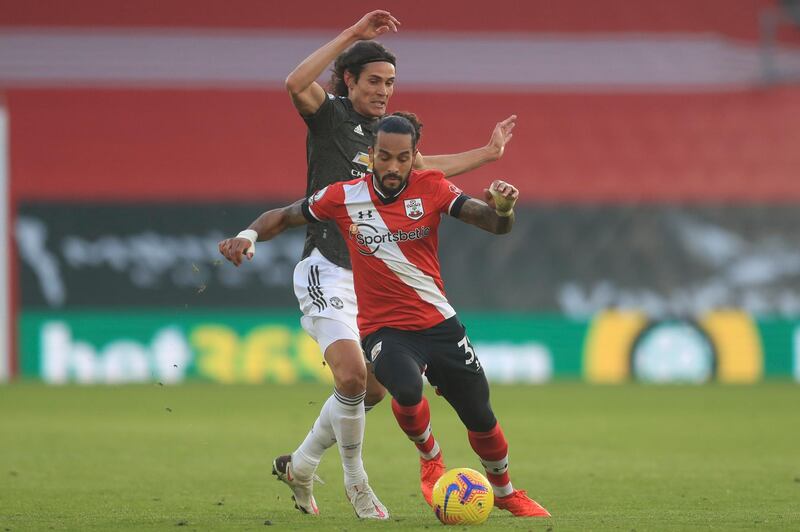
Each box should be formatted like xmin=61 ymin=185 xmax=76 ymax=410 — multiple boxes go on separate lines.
xmin=3 ymin=0 xmax=800 ymax=382
xmin=5 ymin=0 xmax=800 ymax=205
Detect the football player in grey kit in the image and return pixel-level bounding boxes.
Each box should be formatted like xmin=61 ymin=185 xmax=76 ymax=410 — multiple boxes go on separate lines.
xmin=237 ymin=10 xmax=516 ymax=519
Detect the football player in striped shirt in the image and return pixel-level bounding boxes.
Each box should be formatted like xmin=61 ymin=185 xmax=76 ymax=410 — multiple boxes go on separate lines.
xmin=219 ymin=115 xmax=549 ymax=518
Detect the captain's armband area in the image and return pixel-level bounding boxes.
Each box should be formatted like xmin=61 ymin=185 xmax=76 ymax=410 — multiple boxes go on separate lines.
xmin=301 ymin=199 xmax=320 ymax=223
xmin=448 ymin=194 xmax=470 ymax=218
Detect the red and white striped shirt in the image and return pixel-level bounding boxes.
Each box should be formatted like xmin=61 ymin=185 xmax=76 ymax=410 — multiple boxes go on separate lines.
xmin=303 ymin=169 xmax=468 ymax=338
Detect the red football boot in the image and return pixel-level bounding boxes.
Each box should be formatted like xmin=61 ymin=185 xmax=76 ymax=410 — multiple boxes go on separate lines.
xmin=420 ymin=452 xmax=446 ymax=506
xmin=495 ymin=490 xmax=551 ymax=517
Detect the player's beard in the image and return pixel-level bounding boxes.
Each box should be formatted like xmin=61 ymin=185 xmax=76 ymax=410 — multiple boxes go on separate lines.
xmin=374 ymin=169 xmax=409 ymax=197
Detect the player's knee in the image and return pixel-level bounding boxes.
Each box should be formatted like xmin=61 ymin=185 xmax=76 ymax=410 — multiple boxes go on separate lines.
xmin=335 ymin=365 xmax=367 ymax=397
xmin=392 ymin=379 xmax=423 ymax=406
xmin=325 ymin=340 xmax=368 ymax=396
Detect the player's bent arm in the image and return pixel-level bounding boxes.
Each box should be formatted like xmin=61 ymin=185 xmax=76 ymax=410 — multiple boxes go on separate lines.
xmin=413 ymin=115 xmax=516 ymax=178
xmin=218 ymin=199 xmax=308 ymax=267
xmin=285 ymin=34 xmax=349 ymax=116
xmin=249 ymin=198 xmax=309 ymax=241
xmin=454 ymin=179 xmax=519 ymax=234
xmin=285 ymin=10 xmax=400 ymax=117
xmin=415 ymin=148 xmax=498 ymax=178
xmin=285 ymin=79 xmax=328 ymax=118
xmin=456 ymin=198 xmax=514 ymax=234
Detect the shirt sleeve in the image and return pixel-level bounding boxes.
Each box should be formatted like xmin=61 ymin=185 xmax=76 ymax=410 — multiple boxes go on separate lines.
xmin=302 ymin=93 xmax=346 ymax=134
xmin=434 ymin=178 xmax=471 ymax=217
xmin=302 ymin=184 xmax=341 ymax=222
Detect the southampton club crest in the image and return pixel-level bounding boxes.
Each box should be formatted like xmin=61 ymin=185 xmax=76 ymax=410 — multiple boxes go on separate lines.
xmin=404 ymin=198 xmax=424 ymax=220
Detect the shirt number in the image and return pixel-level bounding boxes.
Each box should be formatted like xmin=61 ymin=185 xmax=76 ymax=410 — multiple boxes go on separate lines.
xmin=458 ymin=335 xmax=480 ymax=370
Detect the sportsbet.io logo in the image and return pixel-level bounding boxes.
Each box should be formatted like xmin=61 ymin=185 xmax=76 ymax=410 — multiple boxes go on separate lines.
xmin=349 ymin=223 xmax=431 ymax=256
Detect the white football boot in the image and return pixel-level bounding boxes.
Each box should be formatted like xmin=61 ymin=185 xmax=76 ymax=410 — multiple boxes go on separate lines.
xmin=271 ymin=454 xmax=321 ymax=515
xmin=345 ymin=481 xmax=389 ymax=520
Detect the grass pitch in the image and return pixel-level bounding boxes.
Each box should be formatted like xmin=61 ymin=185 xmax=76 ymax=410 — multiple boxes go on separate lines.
xmin=1 ymin=382 xmax=798 ymax=531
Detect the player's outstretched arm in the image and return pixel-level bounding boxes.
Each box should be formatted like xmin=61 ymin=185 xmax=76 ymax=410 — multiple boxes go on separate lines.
xmin=218 ymin=199 xmax=308 ymax=267
xmin=285 ymin=10 xmax=400 ymax=116
xmin=414 ymin=115 xmax=516 ymax=177
xmin=455 ymin=180 xmax=518 ymax=234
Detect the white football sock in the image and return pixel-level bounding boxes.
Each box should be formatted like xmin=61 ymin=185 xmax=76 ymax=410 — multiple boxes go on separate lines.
xmin=291 ymin=394 xmax=337 ymax=480
xmin=330 ymin=388 xmax=368 ymax=487
xmin=491 ymin=480 xmax=514 ymax=498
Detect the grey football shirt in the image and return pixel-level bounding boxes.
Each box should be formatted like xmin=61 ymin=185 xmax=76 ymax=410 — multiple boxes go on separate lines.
xmin=303 ymin=94 xmax=378 ymax=269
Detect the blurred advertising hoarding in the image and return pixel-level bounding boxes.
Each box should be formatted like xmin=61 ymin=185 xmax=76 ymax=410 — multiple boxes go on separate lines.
xmin=15 ymin=201 xmax=800 ymax=383
xmin=17 ymin=203 xmax=303 ymax=309
xmin=18 ymin=202 xmax=800 ymax=316
xmin=18 ymin=312 xmax=577 ymax=385
xmin=18 ymin=311 xmax=800 ymax=385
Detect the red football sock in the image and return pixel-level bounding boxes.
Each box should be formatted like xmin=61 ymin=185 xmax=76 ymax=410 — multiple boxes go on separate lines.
xmin=392 ymin=397 xmax=438 ymax=458
xmin=468 ymin=423 xmax=513 ymax=495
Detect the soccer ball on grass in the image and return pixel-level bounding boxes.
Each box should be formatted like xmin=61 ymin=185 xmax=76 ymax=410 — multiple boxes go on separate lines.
xmin=431 ymin=468 xmax=494 ymax=525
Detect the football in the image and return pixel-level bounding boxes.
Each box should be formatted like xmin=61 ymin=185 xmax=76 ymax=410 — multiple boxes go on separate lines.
xmin=431 ymin=468 xmax=494 ymax=525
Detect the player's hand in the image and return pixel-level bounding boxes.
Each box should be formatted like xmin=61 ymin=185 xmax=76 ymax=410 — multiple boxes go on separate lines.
xmin=484 ymin=180 xmax=519 ymax=215
xmin=218 ymin=237 xmax=253 ymax=267
xmin=486 ymin=115 xmax=516 ymax=160
xmin=349 ymin=10 xmax=400 ymax=40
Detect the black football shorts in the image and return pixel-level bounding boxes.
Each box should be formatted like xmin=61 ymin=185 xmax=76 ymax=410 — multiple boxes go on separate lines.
xmin=362 ymin=315 xmax=486 ymax=399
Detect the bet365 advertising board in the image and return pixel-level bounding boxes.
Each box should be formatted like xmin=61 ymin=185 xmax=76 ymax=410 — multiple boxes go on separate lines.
xmin=17 ymin=202 xmax=800 ymax=384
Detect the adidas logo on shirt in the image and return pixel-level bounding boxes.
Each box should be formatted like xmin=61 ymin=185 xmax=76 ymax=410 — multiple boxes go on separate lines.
xmin=354 ymin=124 xmax=364 ymax=136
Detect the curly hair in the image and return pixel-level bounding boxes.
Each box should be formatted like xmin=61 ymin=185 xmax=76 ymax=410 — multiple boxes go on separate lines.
xmin=329 ymin=41 xmax=396 ymax=97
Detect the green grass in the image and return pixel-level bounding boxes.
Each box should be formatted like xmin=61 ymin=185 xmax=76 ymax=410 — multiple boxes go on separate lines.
xmin=1 ymin=383 xmax=799 ymax=531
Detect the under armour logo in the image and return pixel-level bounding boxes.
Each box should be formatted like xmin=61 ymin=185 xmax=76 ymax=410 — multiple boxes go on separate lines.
xmin=357 ymin=210 xmax=373 ymax=220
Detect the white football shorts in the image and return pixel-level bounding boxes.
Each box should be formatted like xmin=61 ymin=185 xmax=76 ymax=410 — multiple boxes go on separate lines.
xmin=293 ymin=248 xmax=360 ymax=354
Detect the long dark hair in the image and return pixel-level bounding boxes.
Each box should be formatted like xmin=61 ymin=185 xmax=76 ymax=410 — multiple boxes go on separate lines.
xmin=329 ymin=41 xmax=396 ymax=97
